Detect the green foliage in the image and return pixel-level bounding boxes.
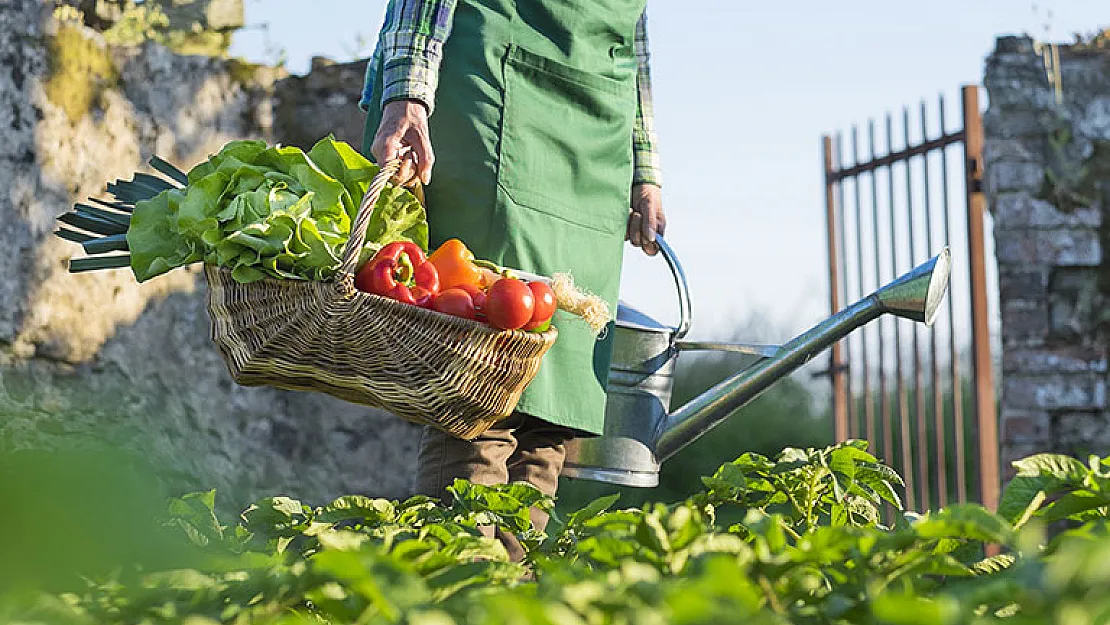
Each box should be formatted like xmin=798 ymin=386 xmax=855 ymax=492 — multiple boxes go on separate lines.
xmin=44 ymin=22 xmax=119 ymax=124
xmin=1037 ymin=122 xmax=1110 ymax=212
xmin=53 ymin=1 xmax=237 ymax=57
xmin=4 ymin=446 xmax=1110 ymax=624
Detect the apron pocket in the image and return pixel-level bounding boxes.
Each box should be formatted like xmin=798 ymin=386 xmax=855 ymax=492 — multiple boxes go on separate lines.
xmin=497 ymin=45 xmax=636 ymax=236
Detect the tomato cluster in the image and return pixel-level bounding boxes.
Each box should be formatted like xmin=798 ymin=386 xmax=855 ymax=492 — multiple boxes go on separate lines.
xmin=355 ymin=240 xmax=557 ymax=333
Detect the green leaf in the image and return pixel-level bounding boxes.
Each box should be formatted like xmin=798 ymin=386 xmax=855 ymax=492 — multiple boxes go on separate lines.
xmin=69 ymin=255 xmax=132 ymax=272
xmin=306 ymin=135 xmax=380 ymax=212
xmin=55 ymin=227 xmax=95 ymax=244
xmin=500 ymin=481 xmax=553 ymax=511
xmin=575 ymin=534 xmax=639 ymax=567
xmin=165 ymin=490 xmax=227 ymax=550
xmin=829 ymin=445 xmax=877 ymax=477
xmin=241 ymin=496 xmax=311 ymax=539
xmin=998 ymin=476 xmax=1050 ymax=525
xmin=635 ymin=509 xmax=671 ymax=555
xmin=971 ymin=553 xmax=1017 ymax=576
xmin=564 ymin=493 xmax=621 ymax=530
xmin=999 ymin=454 xmax=1093 ymax=524
xmin=872 ymin=592 xmax=961 ymax=625
xmin=425 ymin=561 xmax=524 ymax=600
xmin=359 ymin=183 xmax=428 ymax=254
xmin=149 ymin=154 xmax=189 ymax=186
xmin=318 ymin=495 xmax=396 ymax=525
xmin=176 ymin=170 xmax=231 ymax=236
xmin=58 ymin=211 xmax=127 ymax=236
xmin=1012 ymin=453 xmax=1089 ymax=482
xmin=316 ymin=528 xmax=369 ymax=552
xmin=1041 ymin=490 xmax=1110 ymax=523
xmin=74 ymin=202 xmax=131 ymax=227
xmin=913 ymin=505 xmax=1013 ymax=545
xmin=127 ymin=189 xmax=201 ymax=281
xmin=82 ymin=233 xmax=129 ymax=254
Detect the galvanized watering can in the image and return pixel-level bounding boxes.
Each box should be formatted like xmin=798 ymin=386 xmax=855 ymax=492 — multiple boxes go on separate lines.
xmin=561 ymin=238 xmax=952 ymax=487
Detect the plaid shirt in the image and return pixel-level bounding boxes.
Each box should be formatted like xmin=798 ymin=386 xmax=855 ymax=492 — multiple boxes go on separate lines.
xmin=360 ymin=1 xmax=662 ymax=187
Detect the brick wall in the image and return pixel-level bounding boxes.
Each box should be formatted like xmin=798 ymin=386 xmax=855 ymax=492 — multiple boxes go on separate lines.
xmin=983 ymin=35 xmax=1110 ymax=475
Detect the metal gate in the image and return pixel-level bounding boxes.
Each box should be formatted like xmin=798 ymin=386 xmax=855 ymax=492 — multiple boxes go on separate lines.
xmin=820 ymin=85 xmax=1000 ymax=512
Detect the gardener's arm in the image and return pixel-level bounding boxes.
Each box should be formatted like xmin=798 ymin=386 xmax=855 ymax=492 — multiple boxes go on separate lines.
xmin=368 ymin=0 xmax=458 ymax=184
xmin=628 ymin=9 xmax=666 ymax=256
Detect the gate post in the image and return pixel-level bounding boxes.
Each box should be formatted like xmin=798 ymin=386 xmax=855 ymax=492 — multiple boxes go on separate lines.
xmin=823 ymin=135 xmax=849 ymax=442
xmin=961 ymin=85 xmax=1000 ymax=512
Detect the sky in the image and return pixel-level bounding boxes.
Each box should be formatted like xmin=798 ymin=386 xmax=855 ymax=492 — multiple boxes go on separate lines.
xmin=229 ymin=0 xmax=1108 ymax=359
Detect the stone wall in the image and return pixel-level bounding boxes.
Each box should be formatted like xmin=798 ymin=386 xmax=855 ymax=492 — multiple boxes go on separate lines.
xmin=0 ymin=0 xmax=418 ymax=513
xmin=982 ymin=35 xmax=1110 ymax=476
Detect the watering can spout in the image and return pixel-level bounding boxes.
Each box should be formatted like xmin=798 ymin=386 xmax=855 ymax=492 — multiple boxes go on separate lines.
xmin=655 ymin=247 xmax=951 ymax=461
xmin=872 ymin=248 xmax=951 ymax=325
xmin=560 ymin=239 xmax=952 ymax=488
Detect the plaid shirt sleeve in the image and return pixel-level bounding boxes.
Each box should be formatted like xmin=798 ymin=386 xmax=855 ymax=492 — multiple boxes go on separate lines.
xmin=632 ymin=10 xmax=663 ymax=187
xmin=361 ymin=0 xmax=457 ymax=115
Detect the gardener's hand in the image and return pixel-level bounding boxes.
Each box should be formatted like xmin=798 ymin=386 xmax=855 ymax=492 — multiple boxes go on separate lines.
xmin=628 ymin=183 xmax=666 ymax=256
xmin=371 ymin=99 xmax=434 ymax=185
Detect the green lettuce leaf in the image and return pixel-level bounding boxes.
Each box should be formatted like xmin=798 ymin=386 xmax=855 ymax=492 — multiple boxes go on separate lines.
xmin=125 ymin=136 xmax=428 ymax=284
xmin=127 ymin=189 xmax=203 ymax=282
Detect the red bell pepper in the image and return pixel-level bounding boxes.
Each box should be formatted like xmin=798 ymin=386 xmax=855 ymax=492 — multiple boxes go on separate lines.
xmin=378 ymin=241 xmax=426 ymax=266
xmin=388 ymin=284 xmax=417 ymax=305
xmin=410 ymin=285 xmax=435 ymax=308
xmin=355 ymin=241 xmax=440 ymax=307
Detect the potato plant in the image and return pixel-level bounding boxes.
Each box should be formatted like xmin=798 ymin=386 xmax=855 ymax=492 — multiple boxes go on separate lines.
xmin=2 ymin=442 xmax=1109 ymax=625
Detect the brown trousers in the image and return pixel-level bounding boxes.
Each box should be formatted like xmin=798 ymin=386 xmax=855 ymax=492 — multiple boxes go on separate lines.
xmin=416 ymin=412 xmax=578 ymax=561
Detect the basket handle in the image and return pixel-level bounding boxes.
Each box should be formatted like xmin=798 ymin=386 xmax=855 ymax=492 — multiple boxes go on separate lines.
xmin=337 ymin=157 xmax=405 ymax=279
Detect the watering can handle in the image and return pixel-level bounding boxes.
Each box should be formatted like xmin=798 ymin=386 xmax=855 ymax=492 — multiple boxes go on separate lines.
xmin=655 ymin=236 xmax=692 ymax=341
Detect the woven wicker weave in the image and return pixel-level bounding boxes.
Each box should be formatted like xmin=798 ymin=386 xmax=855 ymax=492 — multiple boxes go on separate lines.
xmin=203 ymin=160 xmax=558 ymax=440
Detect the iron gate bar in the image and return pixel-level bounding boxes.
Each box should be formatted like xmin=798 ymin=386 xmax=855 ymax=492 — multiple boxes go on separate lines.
xmin=886 ymin=112 xmax=916 ymax=512
xmin=921 ymin=100 xmax=948 ymax=508
xmin=869 ymin=120 xmax=893 ymax=470
xmin=904 ymin=107 xmax=931 ymax=510
xmin=821 ymin=84 xmax=999 ymax=512
xmin=939 ymin=93 xmax=968 ymax=504
xmin=822 ymin=135 xmax=849 ymax=444
xmin=829 ymin=131 xmax=966 ymax=182
xmin=961 ymin=86 xmax=1000 ymax=512
xmin=835 ymin=133 xmax=857 ymax=441
xmin=852 ymin=127 xmax=876 ymax=448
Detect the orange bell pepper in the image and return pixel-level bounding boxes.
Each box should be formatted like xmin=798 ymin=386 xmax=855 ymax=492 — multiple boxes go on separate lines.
xmin=427 ymin=239 xmax=484 ymax=291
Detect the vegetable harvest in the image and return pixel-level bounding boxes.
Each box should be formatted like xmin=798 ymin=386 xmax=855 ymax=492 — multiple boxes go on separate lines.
xmin=355 ymin=237 xmax=559 ymax=332
xmin=55 ymin=136 xmax=613 ymax=334
xmin=60 ymin=136 xmax=427 ymax=284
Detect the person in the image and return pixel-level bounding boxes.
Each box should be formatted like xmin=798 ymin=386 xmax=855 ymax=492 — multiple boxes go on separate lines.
xmin=359 ymin=0 xmax=666 ymax=562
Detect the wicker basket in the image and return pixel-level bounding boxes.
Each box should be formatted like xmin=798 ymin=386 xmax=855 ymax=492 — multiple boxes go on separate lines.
xmin=203 ymin=159 xmax=558 ymax=440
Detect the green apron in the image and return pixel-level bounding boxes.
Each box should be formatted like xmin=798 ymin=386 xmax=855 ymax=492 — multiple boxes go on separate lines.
xmin=363 ymin=0 xmax=645 ymax=436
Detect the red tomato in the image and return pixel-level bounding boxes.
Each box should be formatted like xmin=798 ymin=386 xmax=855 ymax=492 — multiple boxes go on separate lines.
xmin=433 ymin=288 xmax=476 ymax=320
xmin=454 ymin=283 xmax=488 ymax=311
xmin=527 ymin=281 xmax=557 ymax=324
xmin=485 ymin=278 xmax=535 ymax=330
